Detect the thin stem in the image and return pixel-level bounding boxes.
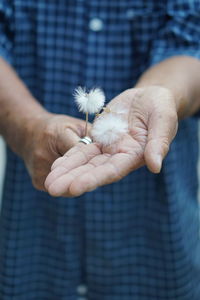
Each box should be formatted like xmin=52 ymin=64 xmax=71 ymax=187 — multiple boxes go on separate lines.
xmin=85 ymin=112 xmax=88 ymax=136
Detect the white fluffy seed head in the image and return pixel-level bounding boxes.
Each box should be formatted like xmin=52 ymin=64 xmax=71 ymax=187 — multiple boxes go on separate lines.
xmin=91 ymin=113 xmax=128 ymax=146
xmin=74 ymin=86 xmax=105 ymax=114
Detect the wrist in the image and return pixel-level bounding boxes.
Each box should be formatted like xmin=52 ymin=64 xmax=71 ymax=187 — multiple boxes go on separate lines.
xmin=1 ymin=98 xmax=51 ymax=156
xmin=134 ymin=56 xmax=200 ymax=119
xmin=135 ymin=80 xmax=186 ymax=118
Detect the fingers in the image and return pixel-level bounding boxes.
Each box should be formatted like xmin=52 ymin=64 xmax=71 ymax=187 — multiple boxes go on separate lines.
xmin=57 ymin=128 xmax=81 ymax=155
xmin=44 ymin=143 xmax=101 ymax=190
xmin=50 ymin=144 xmax=85 ymax=170
xmin=57 ymin=123 xmax=92 ymax=155
xmin=144 ymin=109 xmax=178 ymax=173
xmin=46 ymin=150 xmax=143 ymax=197
xmin=69 ymin=151 xmax=143 ymax=196
xmin=46 ymin=153 xmax=111 ymax=197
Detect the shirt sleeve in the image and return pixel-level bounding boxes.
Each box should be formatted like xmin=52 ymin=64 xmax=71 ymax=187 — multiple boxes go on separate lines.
xmin=150 ymin=0 xmax=200 ymax=65
xmin=149 ymin=0 xmax=200 ymax=117
xmin=0 ymin=0 xmax=13 ymax=64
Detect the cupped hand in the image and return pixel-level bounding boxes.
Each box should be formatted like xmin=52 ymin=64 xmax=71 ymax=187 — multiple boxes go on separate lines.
xmin=21 ymin=112 xmax=88 ymax=191
xmin=45 ymin=86 xmax=178 ymax=197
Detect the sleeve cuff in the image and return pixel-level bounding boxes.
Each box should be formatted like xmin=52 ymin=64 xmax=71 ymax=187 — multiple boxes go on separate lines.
xmin=150 ymin=48 xmax=200 ymax=66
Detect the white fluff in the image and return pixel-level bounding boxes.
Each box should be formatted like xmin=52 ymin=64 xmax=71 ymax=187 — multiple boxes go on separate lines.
xmin=74 ymin=86 xmax=105 ymax=114
xmin=110 ymin=103 xmax=129 ymax=115
xmin=91 ymin=113 xmax=128 ymax=146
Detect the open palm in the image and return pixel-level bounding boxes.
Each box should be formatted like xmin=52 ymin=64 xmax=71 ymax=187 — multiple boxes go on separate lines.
xmin=45 ymin=86 xmax=178 ymax=197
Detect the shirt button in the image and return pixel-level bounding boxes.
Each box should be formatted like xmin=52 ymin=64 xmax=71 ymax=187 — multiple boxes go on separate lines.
xmin=126 ymin=9 xmax=135 ymax=19
xmin=77 ymin=284 xmax=88 ymax=296
xmin=89 ymin=18 xmax=103 ymax=32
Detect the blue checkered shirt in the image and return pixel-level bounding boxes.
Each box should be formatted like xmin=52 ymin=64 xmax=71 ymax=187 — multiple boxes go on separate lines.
xmin=0 ymin=0 xmax=200 ymax=299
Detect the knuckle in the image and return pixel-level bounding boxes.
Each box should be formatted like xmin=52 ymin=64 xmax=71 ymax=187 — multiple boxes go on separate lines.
xmin=32 ymin=176 xmax=43 ymax=191
xmin=33 ymin=149 xmax=47 ymax=165
xmin=43 ymin=125 xmax=55 ymax=140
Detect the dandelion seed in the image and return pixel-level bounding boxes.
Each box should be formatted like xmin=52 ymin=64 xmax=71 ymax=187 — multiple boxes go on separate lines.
xmin=91 ymin=113 xmax=128 ymax=146
xmin=74 ymin=86 xmax=105 ymax=114
xmin=74 ymin=86 xmax=105 ymax=136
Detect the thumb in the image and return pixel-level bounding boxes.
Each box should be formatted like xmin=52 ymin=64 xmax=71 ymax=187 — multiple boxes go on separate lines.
xmin=144 ymin=109 xmax=178 ymax=173
xmin=57 ymin=127 xmax=81 ymax=155
xmin=57 ymin=123 xmax=92 ymax=155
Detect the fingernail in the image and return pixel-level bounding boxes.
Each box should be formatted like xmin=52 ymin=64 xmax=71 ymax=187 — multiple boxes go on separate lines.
xmin=155 ymin=154 xmax=162 ymax=172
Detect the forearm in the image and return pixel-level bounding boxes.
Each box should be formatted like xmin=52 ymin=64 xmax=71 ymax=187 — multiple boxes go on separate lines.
xmin=135 ymin=56 xmax=200 ymax=119
xmin=0 ymin=58 xmax=49 ymax=155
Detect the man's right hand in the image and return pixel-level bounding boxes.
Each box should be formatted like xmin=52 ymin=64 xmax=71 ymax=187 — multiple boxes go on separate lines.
xmin=0 ymin=58 xmax=88 ymax=192
xmin=19 ymin=112 xmax=87 ymax=191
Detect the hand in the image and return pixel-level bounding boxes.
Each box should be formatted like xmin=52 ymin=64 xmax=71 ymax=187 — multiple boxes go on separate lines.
xmin=45 ymin=86 xmax=178 ymax=197
xmin=20 ymin=112 xmax=87 ymax=191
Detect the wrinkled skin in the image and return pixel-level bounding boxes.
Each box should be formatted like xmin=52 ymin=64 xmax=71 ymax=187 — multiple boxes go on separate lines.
xmin=45 ymin=86 xmax=178 ymax=197
xmin=22 ymin=114 xmax=87 ymax=191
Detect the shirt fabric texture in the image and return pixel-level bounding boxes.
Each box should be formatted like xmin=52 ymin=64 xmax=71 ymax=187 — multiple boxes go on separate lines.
xmin=0 ymin=0 xmax=200 ymax=299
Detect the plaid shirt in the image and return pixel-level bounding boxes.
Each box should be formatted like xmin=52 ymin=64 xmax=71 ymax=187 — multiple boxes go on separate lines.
xmin=0 ymin=0 xmax=200 ymax=299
